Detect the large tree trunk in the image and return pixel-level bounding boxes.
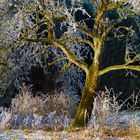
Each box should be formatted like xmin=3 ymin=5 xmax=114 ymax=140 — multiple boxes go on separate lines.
xmin=72 ymin=70 xmax=99 ymax=127
xmin=72 ymin=38 xmax=102 ymax=127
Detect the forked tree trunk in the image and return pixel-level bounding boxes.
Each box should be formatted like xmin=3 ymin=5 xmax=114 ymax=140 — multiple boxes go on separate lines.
xmin=72 ymin=38 xmax=102 ymax=127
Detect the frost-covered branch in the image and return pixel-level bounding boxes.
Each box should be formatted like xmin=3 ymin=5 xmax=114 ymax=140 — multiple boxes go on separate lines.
xmin=63 ymin=37 xmax=95 ymax=51
xmin=75 ymin=38 xmax=95 ymax=51
xmin=48 ymin=57 xmax=68 ymax=66
xmin=24 ymin=38 xmax=49 ymax=43
xmin=78 ymin=25 xmax=98 ymax=38
xmin=107 ymin=1 xmax=124 ymax=11
xmin=24 ymin=36 xmax=89 ymax=74
xmin=50 ymin=38 xmax=89 ymax=74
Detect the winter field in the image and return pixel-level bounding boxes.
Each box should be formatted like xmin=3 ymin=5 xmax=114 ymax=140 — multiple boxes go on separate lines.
xmin=1 ymin=0 xmax=140 ymax=139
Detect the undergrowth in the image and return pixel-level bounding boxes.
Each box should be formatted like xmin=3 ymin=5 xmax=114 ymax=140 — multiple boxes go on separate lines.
xmin=0 ymin=85 xmax=140 ymax=139
xmin=0 ymin=85 xmax=79 ymax=130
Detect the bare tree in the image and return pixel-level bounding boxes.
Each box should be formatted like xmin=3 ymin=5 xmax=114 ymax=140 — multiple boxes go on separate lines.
xmin=1 ymin=0 xmax=140 ymax=127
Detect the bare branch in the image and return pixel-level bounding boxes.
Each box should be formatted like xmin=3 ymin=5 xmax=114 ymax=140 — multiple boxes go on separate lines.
xmin=26 ymin=20 xmax=48 ymax=33
xmin=74 ymin=38 xmax=95 ymax=51
xmin=101 ymin=20 xmax=131 ymax=41
xmin=60 ymin=37 xmax=95 ymax=51
xmin=23 ymin=37 xmax=89 ymax=74
xmin=99 ymin=65 xmax=140 ymax=76
xmin=50 ymin=38 xmax=89 ymax=74
xmin=48 ymin=57 xmax=68 ymax=66
xmin=107 ymin=1 xmax=124 ymax=11
xmin=125 ymin=54 xmax=140 ymax=65
xmin=78 ymin=25 xmax=98 ymax=39
xmin=60 ymin=62 xmax=72 ymax=73
xmin=24 ymin=38 xmax=49 ymax=43
xmin=93 ymin=1 xmax=125 ymax=38
xmin=20 ymin=9 xmax=27 ymax=34
xmin=92 ymin=0 xmax=100 ymax=9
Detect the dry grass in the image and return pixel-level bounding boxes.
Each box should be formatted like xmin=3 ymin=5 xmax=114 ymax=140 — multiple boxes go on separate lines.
xmin=0 ymin=108 xmax=12 ymax=129
xmin=88 ymin=88 xmax=121 ymax=131
xmin=1 ymin=127 xmax=138 ymax=139
xmin=0 ymin=85 xmax=140 ymax=139
xmin=100 ymin=125 xmax=140 ymax=139
xmin=0 ymin=84 xmax=79 ymax=130
xmin=11 ymin=85 xmax=78 ymax=117
xmin=86 ymin=88 xmax=140 ymax=139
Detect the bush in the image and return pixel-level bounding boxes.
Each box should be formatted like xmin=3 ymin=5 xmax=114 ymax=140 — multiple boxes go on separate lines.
xmin=88 ymin=88 xmax=140 ymax=131
xmin=0 ymin=85 xmax=140 ymax=135
xmin=0 ymin=84 xmax=79 ymax=129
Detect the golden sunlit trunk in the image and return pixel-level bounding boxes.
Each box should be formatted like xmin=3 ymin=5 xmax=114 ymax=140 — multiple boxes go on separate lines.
xmin=72 ymin=72 xmax=99 ymax=127
xmin=72 ymin=39 xmax=101 ymax=127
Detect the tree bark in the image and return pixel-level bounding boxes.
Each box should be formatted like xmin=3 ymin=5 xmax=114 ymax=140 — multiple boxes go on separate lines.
xmin=72 ymin=71 xmax=99 ymax=127
xmin=72 ymin=38 xmax=102 ymax=127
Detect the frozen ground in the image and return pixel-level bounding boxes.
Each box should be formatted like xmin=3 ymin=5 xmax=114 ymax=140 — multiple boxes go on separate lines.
xmin=0 ymin=111 xmax=140 ymax=140
xmin=0 ymin=129 xmax=122 ymax=140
